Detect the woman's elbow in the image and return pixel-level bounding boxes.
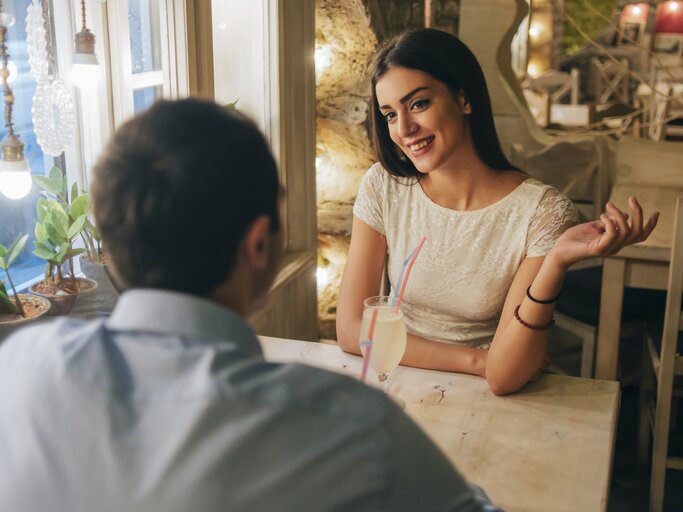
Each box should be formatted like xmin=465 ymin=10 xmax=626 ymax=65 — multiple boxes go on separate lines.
xmin=336 ymin=325 xmax=360 ymax=355
xmin=337 ymin=335 xmax=356 ymax=354
xmin=486 ymin=372 xmax=526 ymax=396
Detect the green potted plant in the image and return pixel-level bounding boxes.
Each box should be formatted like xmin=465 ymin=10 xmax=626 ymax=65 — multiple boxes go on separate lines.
xmin=0 ymin=234 xmax=51 ymax=339
xmin=72 ymin=193 xmax=119 ymax=318
xmin=30 ymin=167 xmax=97 ymax=315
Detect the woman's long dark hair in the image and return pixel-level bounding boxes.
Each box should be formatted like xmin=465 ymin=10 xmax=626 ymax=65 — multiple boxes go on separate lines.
xmin=370 ymin=28 xmax=516 ymax=178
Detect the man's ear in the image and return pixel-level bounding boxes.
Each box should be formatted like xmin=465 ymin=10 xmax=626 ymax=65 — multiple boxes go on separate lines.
xmin=242 ymin=215 xmax=271 ymax=269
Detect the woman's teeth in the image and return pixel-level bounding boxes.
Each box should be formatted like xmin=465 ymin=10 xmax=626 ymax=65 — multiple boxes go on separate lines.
xmin=409 ymin=136 xmax=434 ymax=151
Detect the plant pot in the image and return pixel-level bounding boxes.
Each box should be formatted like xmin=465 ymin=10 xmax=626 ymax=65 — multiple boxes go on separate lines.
xmin=0 ymin=294 xmax=52 ymax=341
xmin=71 ymin=255 xmax=120 ymax=319
xmin=30 ymin=277 xmax=98 ymax=316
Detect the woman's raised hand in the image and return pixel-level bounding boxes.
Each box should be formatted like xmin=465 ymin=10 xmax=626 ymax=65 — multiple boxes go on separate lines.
xmin=548 ymin=196 xmax=660 ymax=269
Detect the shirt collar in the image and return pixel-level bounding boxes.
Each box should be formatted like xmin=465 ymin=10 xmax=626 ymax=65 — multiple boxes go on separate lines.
xmin=106 ymin=289 xmax=262 ymax=357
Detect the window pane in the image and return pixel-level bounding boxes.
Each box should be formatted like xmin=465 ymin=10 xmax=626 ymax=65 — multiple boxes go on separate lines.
xmin=133 ymin=85 xmax=162 ymax=113
xmin=128 ymin=0 xmax=162 ymax=75
xmin=0 ymin=0 xmax=56 ymax=288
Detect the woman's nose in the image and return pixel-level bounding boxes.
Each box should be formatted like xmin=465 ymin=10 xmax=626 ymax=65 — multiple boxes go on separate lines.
xmin=396 ymin=113 xmax=417 ymax=138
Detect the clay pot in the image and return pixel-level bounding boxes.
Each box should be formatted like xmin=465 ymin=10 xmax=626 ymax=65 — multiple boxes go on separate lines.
xmin=0 ymin=294 xmax=52 ymax=341
xmin=30 ymin=277 xmax=98 ymax=316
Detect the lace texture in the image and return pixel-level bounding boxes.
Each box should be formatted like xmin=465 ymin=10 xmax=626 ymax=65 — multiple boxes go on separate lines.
xmin=353 ymin=163 xmax=579 ymax=348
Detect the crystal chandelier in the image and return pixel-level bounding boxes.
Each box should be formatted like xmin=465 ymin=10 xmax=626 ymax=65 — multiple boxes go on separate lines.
xmin=27 ymin=0 xmax=75 ymax=156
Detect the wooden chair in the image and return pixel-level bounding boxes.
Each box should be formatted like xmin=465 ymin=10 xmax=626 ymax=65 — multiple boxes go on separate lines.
xmin=591 ymin=57 xmax=630 ymax=105
xmin=638 ymin=196 xmax=683 ymax=512
xmin=554 ymin=266 xmax=658 ymax=378
xmin=510 ymin=139 xmax=608 ymax=223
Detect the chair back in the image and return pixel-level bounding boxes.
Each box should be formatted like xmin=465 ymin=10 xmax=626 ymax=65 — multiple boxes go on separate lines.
xmin=661 ymin=197 xmax=683 ymax=366
xmin=511 ymin=139 xmax=605 ymax=221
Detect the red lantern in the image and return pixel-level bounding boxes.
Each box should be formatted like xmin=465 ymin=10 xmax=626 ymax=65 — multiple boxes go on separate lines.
xmin=653 ymin=1 xmax=683 ymax=63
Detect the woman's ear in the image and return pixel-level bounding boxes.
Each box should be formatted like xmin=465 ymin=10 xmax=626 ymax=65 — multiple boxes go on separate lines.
xmin=459 ymin=93 xmax=472 ymax=115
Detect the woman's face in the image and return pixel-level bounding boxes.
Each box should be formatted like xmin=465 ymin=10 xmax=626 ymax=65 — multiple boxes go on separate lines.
xmin=375 ymin=66 xmax=472 ymax=174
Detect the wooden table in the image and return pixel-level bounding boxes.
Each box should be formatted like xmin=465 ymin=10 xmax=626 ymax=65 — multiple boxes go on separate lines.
xmin=260 ymin=336 xmax=620 ymax=512
xmin=595 ymin=184 xmax=683 ymax=380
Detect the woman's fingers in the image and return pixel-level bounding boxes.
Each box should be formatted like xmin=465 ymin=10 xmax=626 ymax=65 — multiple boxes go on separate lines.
xmin=585 ymin=196 xmax=659 ymax=258
xmin=605 ymin=202 xmax=631 ymax=246
xmin=598 ymin=213 xmax=620 ymax=253
xmin=636 ymin=211 xmax=660 ymax=243
xmin=626 ymin=196 xmax=644 ymax=241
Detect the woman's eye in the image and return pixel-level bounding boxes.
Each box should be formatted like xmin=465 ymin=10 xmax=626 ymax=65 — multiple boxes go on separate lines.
xmin=411 ymin=99 xmax=430 ymax=110
xmin=383 ymin=111 xmax=396 ymax=123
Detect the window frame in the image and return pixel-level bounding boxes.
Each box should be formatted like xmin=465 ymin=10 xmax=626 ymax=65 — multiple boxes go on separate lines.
xmin=73 ymin=0 xmax=190 ymax=189
xmin=210 ymin=0 xmax=316 ymax=256
xmin=209 ymin=0 xmax=317 ymax=339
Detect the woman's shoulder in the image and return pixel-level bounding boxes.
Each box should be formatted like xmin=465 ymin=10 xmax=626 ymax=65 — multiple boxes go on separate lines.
xmin=503 ymin=173 xmax=576 ymax=218
xmin=519 ymin=177 xmax=579 ymax=224
xmin=516 ymin=175 xmax=567 ymax=201
xmin=362 ymin=162 xmax=414 ymax=190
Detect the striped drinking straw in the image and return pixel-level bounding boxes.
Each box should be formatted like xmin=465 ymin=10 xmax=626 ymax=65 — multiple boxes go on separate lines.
xmin=359 ymin=307 xmax=379 ymax=383
xmin=392 ymin=237 xmax=427 ymax=313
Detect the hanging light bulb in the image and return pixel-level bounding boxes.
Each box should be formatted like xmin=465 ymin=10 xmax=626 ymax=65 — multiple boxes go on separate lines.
xmin=0 ymin=151 xmax=32 ymax=199
xmin=0 ymin=3 xmax=31 ymax=200
xmin=70 ymin=0 xmax=99 ymax=89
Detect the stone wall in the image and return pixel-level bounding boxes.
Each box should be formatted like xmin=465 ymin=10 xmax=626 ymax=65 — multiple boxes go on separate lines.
xmin=315 ymin=0 xmax=377 ymax=339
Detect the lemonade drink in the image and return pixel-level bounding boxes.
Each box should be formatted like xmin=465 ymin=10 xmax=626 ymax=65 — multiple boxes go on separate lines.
xmin=359 ymin=305 xmax=407 ymax=377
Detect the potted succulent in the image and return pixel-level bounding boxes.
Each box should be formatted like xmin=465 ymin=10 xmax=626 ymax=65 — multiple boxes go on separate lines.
xmin=0 ymin=234 xmax=51 ymax=339
xmin=30 ymin=167 xmax=97 ymax=315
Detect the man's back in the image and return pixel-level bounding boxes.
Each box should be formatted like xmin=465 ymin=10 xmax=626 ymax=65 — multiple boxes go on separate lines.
xmin=0 ymin=290 xmax=482 ymax=512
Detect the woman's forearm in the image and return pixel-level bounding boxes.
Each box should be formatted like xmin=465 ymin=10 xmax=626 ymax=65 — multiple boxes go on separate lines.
xmin=401 ymin=333 xmax=488 ymax=376
xmin=486 ymin=251 xmax=569 ymax=394
xmin=339 ymin=325 xmax=487 ymax=376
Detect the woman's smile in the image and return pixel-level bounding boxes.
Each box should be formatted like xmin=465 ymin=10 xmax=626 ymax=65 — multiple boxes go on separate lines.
xmin=406 ymin=135 xmax=435 ymax=154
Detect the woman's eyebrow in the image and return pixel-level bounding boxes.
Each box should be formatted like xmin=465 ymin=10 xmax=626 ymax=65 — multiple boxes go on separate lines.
xmin=379 ymin=86 xmax=430 ymax=110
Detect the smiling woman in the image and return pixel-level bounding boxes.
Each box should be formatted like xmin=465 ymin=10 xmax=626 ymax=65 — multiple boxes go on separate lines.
xmin=336 ymin=28 xmax=660 ymax=395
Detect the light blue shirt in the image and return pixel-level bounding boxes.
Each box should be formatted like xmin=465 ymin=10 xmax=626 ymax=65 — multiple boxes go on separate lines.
xmin=0 ymin=289 xmax=496 ymax=512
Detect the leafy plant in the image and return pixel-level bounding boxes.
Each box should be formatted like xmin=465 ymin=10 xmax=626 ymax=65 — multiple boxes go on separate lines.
xmin=0 ymin=234 xmax=29 ymax=316
xmin=32 ymin=167 xmax=89 ymax=289
xmin=35 ymin=166 xmax=104 ymax=264
xmin=563 ymin=0 xmax=618 ymax=56
xmin=80 ymin=207 xmax=104 ymax=264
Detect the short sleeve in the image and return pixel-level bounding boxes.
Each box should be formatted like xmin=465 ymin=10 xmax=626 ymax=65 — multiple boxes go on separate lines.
xmin=526 ymin=188 xmax=579 ymax=258
xmin=353 ymin=164 xmax=387 ymax=235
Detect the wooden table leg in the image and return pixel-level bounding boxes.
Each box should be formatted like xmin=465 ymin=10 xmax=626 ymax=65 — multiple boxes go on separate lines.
xmin=595 ymin=258 xmax=626 ymax=381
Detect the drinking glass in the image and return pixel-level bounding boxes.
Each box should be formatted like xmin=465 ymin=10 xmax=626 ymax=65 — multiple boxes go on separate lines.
xmin=359 ymin=296 xmax=407 ymax=384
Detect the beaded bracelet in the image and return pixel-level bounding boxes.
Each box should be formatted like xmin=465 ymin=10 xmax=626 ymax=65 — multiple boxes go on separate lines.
xmin=526 ymin=285 xmax=561 ymax=305
xmin=513 ymin=304 xmax=555 ymax=331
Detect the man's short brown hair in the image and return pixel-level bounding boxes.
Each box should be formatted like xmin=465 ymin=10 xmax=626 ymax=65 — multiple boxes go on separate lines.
xmin=91 ymin=99 xmax=281 ymax=295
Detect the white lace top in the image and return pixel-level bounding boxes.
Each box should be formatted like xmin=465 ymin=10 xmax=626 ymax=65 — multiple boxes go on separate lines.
xmin=353 ymin=163 xmax=579 ymax=348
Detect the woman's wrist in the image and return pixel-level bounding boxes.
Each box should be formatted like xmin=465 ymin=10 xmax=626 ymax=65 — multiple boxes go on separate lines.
xmin=545 ymin=247 xmax=573 ymax=271
xmin=473 ymin=349 xmax=488 ymax=378
xmin=524 ymin=251 xmax=568 ymax=309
